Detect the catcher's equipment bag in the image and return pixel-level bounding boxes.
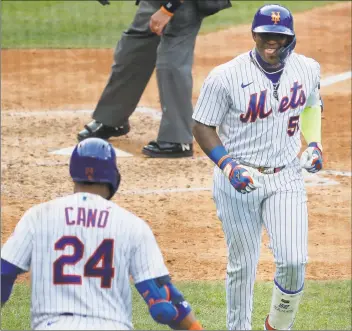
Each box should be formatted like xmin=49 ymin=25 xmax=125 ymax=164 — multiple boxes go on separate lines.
xmin=196 ymin=0 xmax=232 ymax=16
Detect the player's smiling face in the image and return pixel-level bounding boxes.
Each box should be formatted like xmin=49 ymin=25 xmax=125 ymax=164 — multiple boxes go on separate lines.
xmin=253 ymin=32 xmax=289 ymax=65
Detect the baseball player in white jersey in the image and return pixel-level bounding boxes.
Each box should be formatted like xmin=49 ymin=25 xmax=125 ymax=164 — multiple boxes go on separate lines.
xmin=192 ymin=4 xmax=323 ymax=330
xmin=1 ymin=138 xmax=203 ymax=330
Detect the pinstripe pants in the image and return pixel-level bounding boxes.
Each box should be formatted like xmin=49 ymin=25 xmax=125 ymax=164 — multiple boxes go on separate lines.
xmin=34 ymin=315 xmax=130 ymax=330
xmin=213 ymin=159 xmax=308 ymax=330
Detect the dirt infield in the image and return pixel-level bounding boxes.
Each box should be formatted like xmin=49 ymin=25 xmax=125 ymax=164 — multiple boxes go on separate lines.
xmin=1 ymin=3 xmax=351 ymax=282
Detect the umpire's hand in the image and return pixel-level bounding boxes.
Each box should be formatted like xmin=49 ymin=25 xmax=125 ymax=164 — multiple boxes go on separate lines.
xmin=149 ymin=8 xmax=172 ymax=36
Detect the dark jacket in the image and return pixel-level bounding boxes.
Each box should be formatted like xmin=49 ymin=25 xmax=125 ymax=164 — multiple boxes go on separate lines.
xmin=136 ymin=0 xmax=232 ymax=16
xmin=195 ymin=0 xmax=232 ymax=16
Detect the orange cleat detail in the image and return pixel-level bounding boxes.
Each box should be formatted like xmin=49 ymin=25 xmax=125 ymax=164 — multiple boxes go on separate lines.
xmin=265 ymin=315 xmax=276 ymax=330
xmin=189 ymin=320 xmax=203 ymax=330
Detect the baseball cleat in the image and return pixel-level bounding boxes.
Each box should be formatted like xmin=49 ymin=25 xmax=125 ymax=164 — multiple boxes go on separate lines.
xmin=264 ymin=315 xmax=292 ymax=331
xmin=142 ymin=140 xmax=193 ymax=158
xmin=77 ymin=120 xmax=130 ymax=142
xmin=264 ymin=315 xmax=276 ymax=330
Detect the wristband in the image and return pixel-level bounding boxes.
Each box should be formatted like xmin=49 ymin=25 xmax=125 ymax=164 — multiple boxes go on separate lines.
xmin=209 ymin=145 xmax=233 ymax=170
xmin=308 ymin=142 xmax=323 ymax=153
xmin=162 ymin=0 xmax=183 ymax=15
xmin=160 ymin=6 xmax=174 ymax=17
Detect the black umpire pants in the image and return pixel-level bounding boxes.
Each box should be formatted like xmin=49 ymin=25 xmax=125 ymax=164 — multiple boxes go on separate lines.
xmin=93 ymin=0 xmax=203 ymax=144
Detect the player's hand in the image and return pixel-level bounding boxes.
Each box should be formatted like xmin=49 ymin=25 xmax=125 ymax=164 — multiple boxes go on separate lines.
xmin=300 ymin=142 xmax=323 ymax=173
xmin=223 ymin=161 xmax=263 ymax=194
xmin=149 ymin=8 xmax=172 ymax=36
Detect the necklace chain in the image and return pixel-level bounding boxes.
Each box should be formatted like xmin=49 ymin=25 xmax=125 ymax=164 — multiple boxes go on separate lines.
xmin=253 ymin=55 xmax=284 ymax=75
xmin=250 ymin=51 xmax=284 ymax=101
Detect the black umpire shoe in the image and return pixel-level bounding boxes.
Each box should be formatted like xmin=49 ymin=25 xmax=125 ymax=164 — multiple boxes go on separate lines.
xmin=142 ymin=140 xmax=193 ymax=158
xmin=77 ymin=120 xmax=130 ymax=142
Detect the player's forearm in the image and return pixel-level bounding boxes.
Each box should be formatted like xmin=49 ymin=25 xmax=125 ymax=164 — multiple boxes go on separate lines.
xmin=1 ymin=259 xmax=24 ymax=305
xmin=193 ymin=121 xmax=223 ymax=155
xmin=193 ymin=121 xmax=236 ymax=172
xmin=135 ymin=276 xmax=203 ymax=330
xmin=300 ymin=105 xmax=322 ymax=144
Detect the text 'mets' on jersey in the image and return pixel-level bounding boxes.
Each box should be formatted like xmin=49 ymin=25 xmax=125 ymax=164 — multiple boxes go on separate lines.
xmin=193 ymin=51 xmax=321 ymax=168
xmin=1 ymin=193 xmax=169 ymax=329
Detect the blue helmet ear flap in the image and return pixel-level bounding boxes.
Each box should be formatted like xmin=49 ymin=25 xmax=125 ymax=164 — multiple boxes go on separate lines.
xmin=110 ymin=171 xmax=121 ymax=199
xmin=279 ymin=35 xmax=296 ymax=62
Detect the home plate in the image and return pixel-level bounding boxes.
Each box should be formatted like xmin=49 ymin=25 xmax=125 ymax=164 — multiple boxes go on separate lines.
xmin=49 ymin=146 xmax=133 ymax=157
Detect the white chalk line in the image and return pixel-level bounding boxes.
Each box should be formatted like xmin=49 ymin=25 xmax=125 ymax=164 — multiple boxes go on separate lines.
xmin=320 ymin=71 xmax=351 ymax=87
xmin=2 ymin=162 xmax=349 ymax=195
xmin=49 ymin=146 xmax=133 ymax=158
xmin=119 ymin=187 xmax=210 ymax=195
xmin=2 ymin=106 xmax=160 ymax=118
xmin=321 ymin=170 xmax=352 ymax=177
xmin=118 ymin=170 xmax=350 ymax=195
xmin=2 ymin=71 xmax=351 ymax=191
xmin=4 ymin=158 xmax=351 ymax=178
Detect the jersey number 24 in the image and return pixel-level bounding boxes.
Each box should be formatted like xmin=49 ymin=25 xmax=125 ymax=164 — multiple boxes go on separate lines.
xmin=53 ymin=236 xmax=115 ymax=288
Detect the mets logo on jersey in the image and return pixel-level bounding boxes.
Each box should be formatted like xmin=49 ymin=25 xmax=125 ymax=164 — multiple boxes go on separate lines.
xmin=271 ymin=12 xmax=281 ymax=24
xmin=85 ymin=167 xmax=94 ymax=180
xmin=240 ymin=82 xmax=306 ymax=123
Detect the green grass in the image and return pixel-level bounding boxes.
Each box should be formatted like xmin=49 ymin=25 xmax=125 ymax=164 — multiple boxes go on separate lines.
xmin=199 ymin=1 xmax=335 ymax=34
xmin=1 ymin=0 xmax=336 ymax=48
xmin=1 ymin=280 xmax=351 ymax=330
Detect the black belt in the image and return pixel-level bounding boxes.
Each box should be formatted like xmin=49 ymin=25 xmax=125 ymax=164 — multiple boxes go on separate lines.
xmin=60 ymin=313 xmax=87 ymax=317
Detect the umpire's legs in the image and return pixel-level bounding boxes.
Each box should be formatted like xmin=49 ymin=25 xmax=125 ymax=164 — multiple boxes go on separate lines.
xmin=93 ymin=0 xmax=160 ymax=127
xmin=155 ymin=1 xmax=203 ymax=144
xmin=213 ymin=168 xmax=264 ymax=330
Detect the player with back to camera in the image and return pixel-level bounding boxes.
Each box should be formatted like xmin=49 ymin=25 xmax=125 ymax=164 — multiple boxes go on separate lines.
xmin=1 ymin=137 xmax=203 ymax=330
xmin=192 ymin=4 xmax=323 ymax=330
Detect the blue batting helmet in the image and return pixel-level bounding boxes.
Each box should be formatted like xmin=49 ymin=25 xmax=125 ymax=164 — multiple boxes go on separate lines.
xmin=69 ymin=138 xmax=121 ymax=199
xmin=252 ymin=4 xmax=296 ymax=61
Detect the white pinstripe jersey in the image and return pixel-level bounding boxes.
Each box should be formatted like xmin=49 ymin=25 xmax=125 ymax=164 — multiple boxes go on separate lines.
xmin=193 ymin=51 xmax=321 ymax=168
xmin=1 ymin=193 xmax=169 ymax=329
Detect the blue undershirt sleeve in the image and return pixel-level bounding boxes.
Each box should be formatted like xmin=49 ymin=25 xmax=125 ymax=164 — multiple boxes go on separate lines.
xmin=1 ymin=259 xmax=26 ymax=304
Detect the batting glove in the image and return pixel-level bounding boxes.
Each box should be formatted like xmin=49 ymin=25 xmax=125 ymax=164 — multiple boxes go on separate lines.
xmin=223 ymin=161 xmax=263 ymax=194
xmin=300 ymin=142 xmax=323 ymax=173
